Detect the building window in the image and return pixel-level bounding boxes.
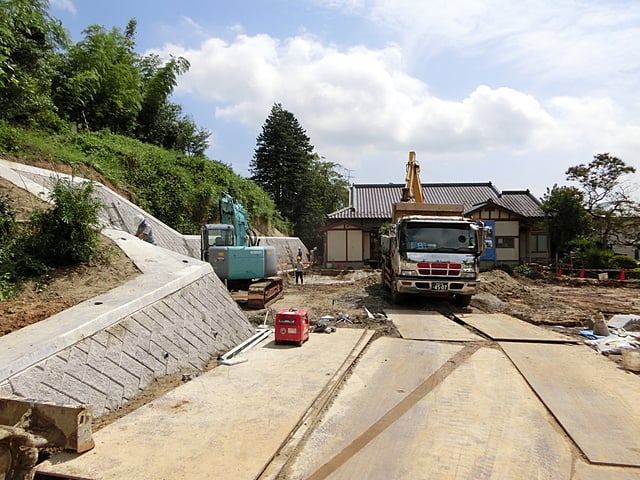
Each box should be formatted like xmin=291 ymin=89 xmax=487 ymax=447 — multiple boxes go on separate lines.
xmin=496 ymin=236 xmax=515 ymax=248
xmin=531 ymin=234 xmax=548 ymax=253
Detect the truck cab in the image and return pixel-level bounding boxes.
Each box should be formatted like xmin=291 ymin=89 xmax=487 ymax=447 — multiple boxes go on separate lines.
xmin=382 ymin=214 xmax=491 ymax=306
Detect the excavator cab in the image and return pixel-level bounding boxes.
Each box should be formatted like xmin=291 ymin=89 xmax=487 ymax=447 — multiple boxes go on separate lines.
xmin=204 ymin=224 xmax=235 ymax=248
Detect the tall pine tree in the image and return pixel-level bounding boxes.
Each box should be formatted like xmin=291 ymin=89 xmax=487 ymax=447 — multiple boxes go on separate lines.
xmin=250 ymin=103 xmax=313 ymax=230
xmin=250 ymin=104 xmax=349 ymax=249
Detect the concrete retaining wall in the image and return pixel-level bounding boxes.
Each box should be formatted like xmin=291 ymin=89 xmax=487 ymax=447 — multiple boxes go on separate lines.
xmin=0 ymin=271 xmax=251 ymax=416
xmin=0 ymin=227 xmax=254 ymax=417
xmin=0 ymin=160 xmax=264 ymax=417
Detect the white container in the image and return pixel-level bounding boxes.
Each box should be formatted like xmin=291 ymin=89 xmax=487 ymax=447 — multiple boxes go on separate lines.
xmin=621 ymin=349 xmax=640 ymax=372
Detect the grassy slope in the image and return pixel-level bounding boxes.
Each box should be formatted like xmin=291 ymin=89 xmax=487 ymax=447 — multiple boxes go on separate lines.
xmin=0 ymin=124 xmax=288 ymax=235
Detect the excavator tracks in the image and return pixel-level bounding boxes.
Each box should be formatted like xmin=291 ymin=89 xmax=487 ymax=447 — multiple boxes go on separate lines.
xmin=247 ymin=277 xmax=284 ymax=309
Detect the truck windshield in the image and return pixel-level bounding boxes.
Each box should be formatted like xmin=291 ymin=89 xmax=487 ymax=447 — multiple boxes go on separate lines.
xmin=399 ymin=222 xmax=477 ymax=253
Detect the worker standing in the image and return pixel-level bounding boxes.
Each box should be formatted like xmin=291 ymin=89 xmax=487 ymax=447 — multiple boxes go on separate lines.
xmin=295 ymin=256 xmax=304 ymax=285
xmin=134 ymin=214 xmax=157 ymax=245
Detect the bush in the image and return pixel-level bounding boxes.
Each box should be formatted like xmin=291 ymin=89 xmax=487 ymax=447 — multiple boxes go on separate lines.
xmin=23 ymin=178 xmax=103 ymax=269
xmin=610 ymin=254 xmax=638 ymax=270
xmin=0 ymin=121 xmax=25 ymax=153
xmin=0 ymin=193 xmax=17 ymax=240
xmin=565 ymin=238 xmax=614 ymax=269
xmin=513 ymin=264 xmax=534 ymax=277
xmin=0 ymin=272 xmax=17 ymax=300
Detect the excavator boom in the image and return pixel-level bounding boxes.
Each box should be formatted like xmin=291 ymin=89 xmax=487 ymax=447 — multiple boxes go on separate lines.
xmin=400 ymin=151 xmax=424 ymax=203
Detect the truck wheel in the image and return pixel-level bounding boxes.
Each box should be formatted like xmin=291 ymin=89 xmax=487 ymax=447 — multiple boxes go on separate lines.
xmin=453 ymin=294 xmax=472 ymax=308
xmin=390 ymin=280 xmax=405 ymax=304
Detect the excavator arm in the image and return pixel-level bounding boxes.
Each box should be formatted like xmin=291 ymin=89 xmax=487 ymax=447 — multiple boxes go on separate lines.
xmin=400 ymin=151 xmax=424 ymax=203
xmin=219 ymin=193 xmax=259 ymax=247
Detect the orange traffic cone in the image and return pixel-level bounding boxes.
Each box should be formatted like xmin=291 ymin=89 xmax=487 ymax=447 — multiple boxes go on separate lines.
xmin=578 ymin=268 xmax=585 ymax=278
xmin=619 ymin=269 xmax=626 ymax=281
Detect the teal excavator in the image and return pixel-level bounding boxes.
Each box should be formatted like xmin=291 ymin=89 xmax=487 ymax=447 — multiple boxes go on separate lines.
xmin=200 ymin=193 xmax=283 ymax=309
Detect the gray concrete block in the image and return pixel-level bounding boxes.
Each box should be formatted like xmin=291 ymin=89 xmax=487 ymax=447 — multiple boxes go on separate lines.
xmin=101 ymin=359 xmax=139 ymax=400
xmin=119 ymin=352 xmax=152 ymax=383
xmin=60 ymin=372 xmax=93 ymax=404
xmin=86 ymin=338 xmax=108 ymax=369
xmin=67 ymin=345 xmax=89 ymax=372
xmin=90 ymin=330 xmax=110 ymax=348
xmin=105 ymin=330 xmax=124 ymax=352
xmin=158 ymin=336 xmax=189 ymax=365
xmin=146 ymin=304 xmax=176 ymax=333
xmin=43 ymin=355 xmax=68 ymax=386
xmin=83 ymin=366 xmax=111 ymax=396
xmin=0 ymin=383 xmax=12 ymax=397
xmin=104 ymin=385 xmax=124 ymax=412
xmin=9 ymin=367 xmax=44 ymax=398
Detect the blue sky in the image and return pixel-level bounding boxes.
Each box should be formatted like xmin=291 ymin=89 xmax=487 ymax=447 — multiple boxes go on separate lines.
xmin=50 ymin=0 xmax=640 ymax=200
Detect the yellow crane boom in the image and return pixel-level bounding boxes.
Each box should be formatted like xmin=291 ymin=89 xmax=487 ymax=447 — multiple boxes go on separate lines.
xmin=400 ymin=151 xmax=424 ymax=203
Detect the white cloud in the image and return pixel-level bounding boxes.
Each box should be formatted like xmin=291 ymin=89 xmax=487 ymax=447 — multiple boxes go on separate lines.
xmin=156 ymin=34 xmax=570 ymax=154
xmin=180 ymin=17 xmax=206 ymax=38
xmin=49 ymin=0 xmax=77 ymax=15
xmin=152 ymin=1 xmax=640 ymax=193
xmin=320 ymin=0 xmax=640 ymax=92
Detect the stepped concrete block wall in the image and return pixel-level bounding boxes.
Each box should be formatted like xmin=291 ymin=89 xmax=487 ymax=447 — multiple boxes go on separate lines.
xmin=0 ymin=160 xmax=261 ymax=417
xmin=0 ymin=229 xmax=254 ymax=417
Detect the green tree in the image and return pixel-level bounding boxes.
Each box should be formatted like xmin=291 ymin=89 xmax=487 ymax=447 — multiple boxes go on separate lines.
xmin=0 ymin=0 xmax=68 ymax=125
xmin=298 ymin=156 xmax=349 ymax=247
xmin=250 ymin=104 xmax=349 ymax=247
xmin=541 ymin=185 xmax=591 ymax=259
xmin=250 ymin=103 xmax=313 ymax=229
xmin=53 ymin=20 xmax=141 ymax=134
xmin=136 ymin=53 xmax=210 ymax=154
xmin=566 ymin=153 xmax=638 ymax=247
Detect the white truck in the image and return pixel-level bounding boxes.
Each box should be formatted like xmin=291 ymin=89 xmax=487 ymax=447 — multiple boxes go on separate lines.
xmin=380 ymin=153 xmax=492 ymax=307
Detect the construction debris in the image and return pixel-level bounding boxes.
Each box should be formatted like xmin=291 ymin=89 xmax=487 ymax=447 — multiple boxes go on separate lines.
xmin=0 ymin=398 xmax=94 ymax=454
xmin=608 ymin=314 xmax=640 ymax=330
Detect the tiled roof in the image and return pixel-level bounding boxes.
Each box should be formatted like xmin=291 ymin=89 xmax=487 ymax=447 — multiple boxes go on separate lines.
xmin=329 ymin=183 xmax=543 ymax=220
xmin=479 ymin=191 xmax=544 ymax=218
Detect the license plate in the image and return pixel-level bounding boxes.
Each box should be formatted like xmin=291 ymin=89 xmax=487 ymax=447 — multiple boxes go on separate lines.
xmin=432 ymin=282 xmax=448 ymax=291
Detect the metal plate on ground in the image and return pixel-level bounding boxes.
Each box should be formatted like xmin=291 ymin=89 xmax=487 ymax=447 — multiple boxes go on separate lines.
xmin=454 ymin=312 xmax=576 ymax=342
xmin=387 ymin=309 xmax=482 ymax=341
xmin=501 ymin=342 xmax=640 ymax=467
xmin=572 ymin=460 xmax=640 ymax=480
xmin=37 ymin=330 xmax=373 ymax=480
xmin=288 ymin=341 xmax=573 ymax=479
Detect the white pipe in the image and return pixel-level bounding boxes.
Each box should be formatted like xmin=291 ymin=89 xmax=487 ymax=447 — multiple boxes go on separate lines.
xmin=243 ymin=328 xmax=273 ymax=352
xmin=220 ymin=329 xmax=267 ymax=361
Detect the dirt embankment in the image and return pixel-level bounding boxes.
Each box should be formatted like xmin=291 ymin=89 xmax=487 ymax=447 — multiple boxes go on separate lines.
xmin=474 ymin=269 xmax=640 ymax=327
xmin=0 ymin=176 xmax=140 ymax=336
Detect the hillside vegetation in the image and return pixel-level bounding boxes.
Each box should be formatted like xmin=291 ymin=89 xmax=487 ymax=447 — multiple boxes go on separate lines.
xmin=0 ymin=123 xmax=288 ymax=236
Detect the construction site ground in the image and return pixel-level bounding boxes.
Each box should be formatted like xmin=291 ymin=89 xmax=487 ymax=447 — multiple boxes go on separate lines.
xmin=32 ymin=267 xmax=640 ymax=479
xmin=4 ymin=175 xmax=640 ymax=478
xmin=2 ymin=260 xmax=640 ymax=479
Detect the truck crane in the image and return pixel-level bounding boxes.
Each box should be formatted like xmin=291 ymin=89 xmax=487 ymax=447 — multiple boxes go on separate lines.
xmin=380 ymin=152 xmax=493 ymax=307
xmin=200 ymin=193 xmax=283 ymax=309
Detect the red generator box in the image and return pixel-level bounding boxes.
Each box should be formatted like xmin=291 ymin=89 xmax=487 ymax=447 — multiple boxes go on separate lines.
xmin=274 ymin=308 xmax=310 ymax=346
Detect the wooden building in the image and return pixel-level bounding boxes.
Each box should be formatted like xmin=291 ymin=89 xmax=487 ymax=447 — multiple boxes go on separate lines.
xmin=323 ymin=182 xmax=548 ymax=269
